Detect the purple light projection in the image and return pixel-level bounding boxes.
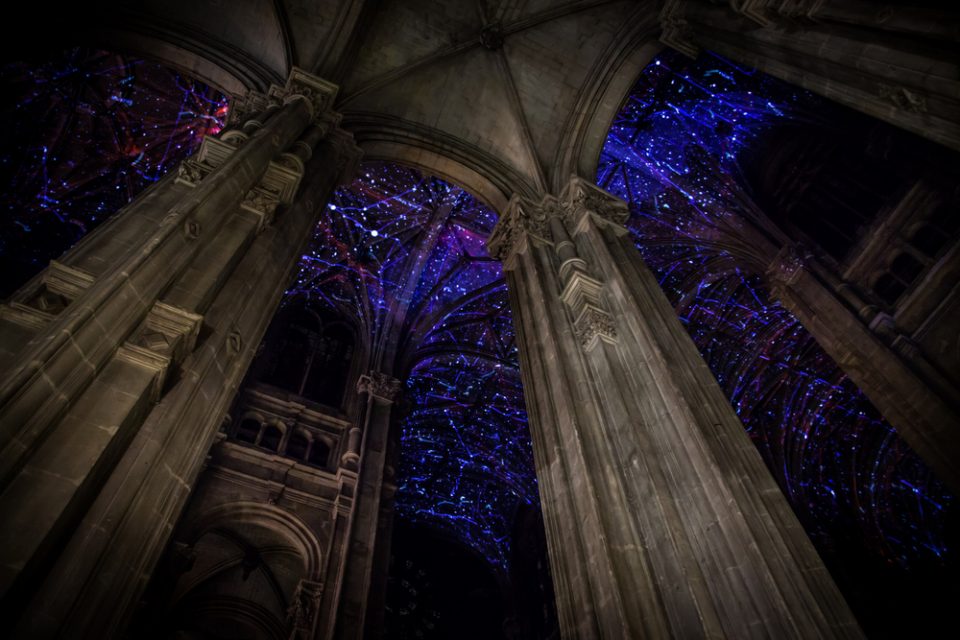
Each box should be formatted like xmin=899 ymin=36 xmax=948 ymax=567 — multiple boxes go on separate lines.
xmin=285 ymin=163 xmax=537 ymax=568
xmin=0 ymin=47 xmax=227 ymax=296
xmin=596 ymin=49 xmax=952 ymax=572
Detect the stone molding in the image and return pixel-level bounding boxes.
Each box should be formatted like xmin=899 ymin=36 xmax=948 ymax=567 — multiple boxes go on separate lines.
xmin=356 ymin=372 xmax=402 ymax=404
xmin=572 ymin=304 xmax=618 ymax=348
xmin=559 ymin=249 xmax=618 ymax=349
xmin=1 ymin=261 xmax=95 ymax=329
xmin=487 ymin=195 xmax=551 ymax=262
xmin=44 ymin=260 xmax=96 ymax=299
xmin=116 ymin=302 xmax=204 ymax=401
xmin=175 ymin=158 xmax=208 ymax=187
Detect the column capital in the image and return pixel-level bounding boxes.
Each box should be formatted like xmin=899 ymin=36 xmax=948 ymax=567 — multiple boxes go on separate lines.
xmin=488 ymin=176 xmax=628 ymax=264
xmin=270 ymin=67 xmax=339 ymax=122
xmin=766 ymin=243 xmax=810 ymax=288
xmin=487 ymin=194 xmax=552 ymax=262
xmin=357 ymin=372 xmax=402 ymax=404
xmin=230 ymin=68 xmax=339 ymax=126
xmin=559 ymin=175 xmax=630 ymax=230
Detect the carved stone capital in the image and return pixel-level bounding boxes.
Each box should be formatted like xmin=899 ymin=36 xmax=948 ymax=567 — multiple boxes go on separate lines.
xmin=767 ymin=244 xmax=808 ymax=287
xmin=560 ymin=175 xmax=630 ymax=231
xmin=490 ymin=178 xmax=627 ymax=264
xmin=240 ymin=187 xmax=282 ymax=230
xmin=487 ymin=195 xmax=552 ymax=262
xmin=357 ymin=372 xmax=402 ymax=403
xmin=267 ymin=67 xmax=339 ymax=125
xmin=220 ymin=129 xmax=249 ymax=148
xmin=175 ymin=159 xmax=207 ymax=187
xmin=227 ymin=90 xmax=272 ymax=127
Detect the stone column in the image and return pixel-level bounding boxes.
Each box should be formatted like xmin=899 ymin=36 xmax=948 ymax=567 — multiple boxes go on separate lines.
xmin=328 ymin=372 xmax=401 ymax=640
xmin=4 ymin=69 xmax=363 ymax=638
xmin=489 ymin=175 xmax=863 ymax=639
xmin=660 ymin=0 xmax=960 ymax=150
xmin=765 ymin=245 xmax=960 ymax=492
xmin=0 ymin=78 xmax=316 ymax=488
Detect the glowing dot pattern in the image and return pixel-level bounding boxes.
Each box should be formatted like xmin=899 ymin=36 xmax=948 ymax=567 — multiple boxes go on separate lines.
xmin=285 ymin=163 xmax=537 ymax=568
xmin=0 ymin=48 xmax=227 ymax=296
xmin=596 ymin=49 xmax=952 ymax=568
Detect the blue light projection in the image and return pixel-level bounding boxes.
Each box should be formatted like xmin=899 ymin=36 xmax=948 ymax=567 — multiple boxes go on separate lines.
xmin=597 ymin=49 xmax=953 ymax=567
xmin=285 ymin=163 xmax=537 ymax=568
xmin=0 ymin=48 xmax=227 ymax=296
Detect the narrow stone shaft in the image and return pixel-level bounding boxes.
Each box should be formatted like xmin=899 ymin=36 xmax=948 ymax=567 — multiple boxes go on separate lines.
xmin=330 ymin=372 xmax=401 ymax=640
xmin=489 ymin=175 xmax=864 ymax=639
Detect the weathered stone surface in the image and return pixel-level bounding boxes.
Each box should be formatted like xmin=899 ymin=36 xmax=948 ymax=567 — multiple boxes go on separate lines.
xmin=492 ymin=176 xmax=863 ymax=639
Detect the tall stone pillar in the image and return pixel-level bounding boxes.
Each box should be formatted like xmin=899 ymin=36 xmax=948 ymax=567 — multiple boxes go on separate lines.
xmin=659 ymin=0 xmax=960 ymax=151
xmin=1 ymin=68 xmax=362 ymax=638
xmin=329 ymin=372 xmax=401 ymax=640
xmin=489 ymin=175 xmax=863 ymax=639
